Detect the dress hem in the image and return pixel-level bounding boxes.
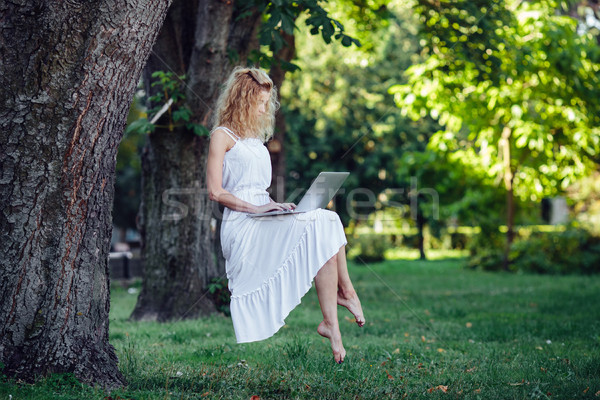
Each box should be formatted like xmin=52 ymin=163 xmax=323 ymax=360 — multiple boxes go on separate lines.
xmin=229 ymin=210 xmax=347 ymax=343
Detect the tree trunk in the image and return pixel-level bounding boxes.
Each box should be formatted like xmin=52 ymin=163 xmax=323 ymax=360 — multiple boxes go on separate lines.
xmin=0 ymin=0 xmax=170 ymax=387
xmin=131 ymin=0 xmax=262 ymax=321
xmin=268 ymin=32 xmax=296 ymax=201
xmin=416 ymin=204 xmax=427 ymax=260
xmin=501 ymin=126 xmax=514 ymax=271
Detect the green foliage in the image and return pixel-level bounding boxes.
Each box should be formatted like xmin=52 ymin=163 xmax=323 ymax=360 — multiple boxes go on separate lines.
xmin=568 ymin=172 xmax=600 ymax=235
xmin=510 ymin=227 xmax=600 ymax=274
xmin=468 ymin=226 xmax=600 ymax=274
xmin=391 ymin=0 xmax=600 ymax=203
xmin=125 ymin=71 xmax=209 ymax=137
xmin=244 ymin=0 xmax=360 ymax=70
xmin=347 ymin=233 xmax=392 ymax=263
xmin=207 ymin=277 xmax=231 ymax=316
xmin=283 ymin=1 xmax=428 ymax=225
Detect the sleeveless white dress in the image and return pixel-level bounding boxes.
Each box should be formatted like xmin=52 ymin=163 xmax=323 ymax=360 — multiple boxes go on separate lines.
xmin=216 ymin=126 xmax=347 ymax=343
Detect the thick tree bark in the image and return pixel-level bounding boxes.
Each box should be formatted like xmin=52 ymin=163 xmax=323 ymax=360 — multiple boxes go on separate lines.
xmin=268 ymin=32 xmax=296 ymax=201
xmin=416 ymin=204 xmax=427 ymax=260
xmin=0 ymin=0 xmax=171 ymax=387
xmin=131 ymin=0 xmax=262 ymax=321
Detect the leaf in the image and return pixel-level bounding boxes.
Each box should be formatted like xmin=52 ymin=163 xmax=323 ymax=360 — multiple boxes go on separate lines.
xmin=427 ymin=385 xmax=448 ymax=393
xmin=187 ymin=123 xmax=209 ymax=137
xmin=173 ymin=109 xmax=191 ymax=122
xmin=125 ymin=118 xmax=154 ymax=135
xmin=280 ymin=13 xmax=296 ymax=35
xmin=235 ymin=10 xmax=253 ymax=22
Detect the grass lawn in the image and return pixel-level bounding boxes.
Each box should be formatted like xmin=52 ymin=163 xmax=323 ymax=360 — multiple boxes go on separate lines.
xmin=1 ymin=258 xmax=600 ymax=399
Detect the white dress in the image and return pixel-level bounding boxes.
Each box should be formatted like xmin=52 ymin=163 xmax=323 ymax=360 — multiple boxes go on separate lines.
xmin=217 ymin=126 xmax=347 ymax=343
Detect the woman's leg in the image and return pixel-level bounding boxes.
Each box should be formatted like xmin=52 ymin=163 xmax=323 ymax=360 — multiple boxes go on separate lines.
xmin=314 ymin=252 xmax=346 ymax=363
xmin=336 ymin=245 xmax=366 ymax=327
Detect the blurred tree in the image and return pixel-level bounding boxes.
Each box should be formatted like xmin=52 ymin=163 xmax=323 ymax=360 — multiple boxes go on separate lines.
xmin=391 ymin=0 xmax=600 ymax=269
xmin=284 ymin=1 xmax=417 ymax=215
xmin=283 ymin=1 xmax=450 ymax=258
xmin=0 ymin=0 xmax=170 ymax=388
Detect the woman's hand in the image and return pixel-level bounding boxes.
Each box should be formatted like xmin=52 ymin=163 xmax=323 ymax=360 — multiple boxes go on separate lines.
xmin=254 ymin=202 xmax=296 ymax=213
xmin=278 ymin=202 xmax=296 ymax=210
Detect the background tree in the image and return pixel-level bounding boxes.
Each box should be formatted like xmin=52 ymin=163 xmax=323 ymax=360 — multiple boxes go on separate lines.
xmin=129 ymin=0 xmax=262 ymax=322
xmin=283 ymin=0 xmax=421 ymax=225
xmin=0 ymin=0 xmax=171 ymax=387
xmin=282 ymin=0 xmax=459 ymax=259
xmin=128 ymin=0 xmax=358 ymax=321
xmin=391 ymin=0 xmax=600 ymax=269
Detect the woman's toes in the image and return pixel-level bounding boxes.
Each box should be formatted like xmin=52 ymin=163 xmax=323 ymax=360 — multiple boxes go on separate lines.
xmin=338 ymin=293 xmax=365 ymax=327
xmin=317 ymin=321 xmax=345 ymax=364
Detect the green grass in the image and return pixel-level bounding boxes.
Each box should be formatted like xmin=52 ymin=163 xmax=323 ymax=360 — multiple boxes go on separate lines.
xmin=2 ymin=258 xmax=600 ymax=399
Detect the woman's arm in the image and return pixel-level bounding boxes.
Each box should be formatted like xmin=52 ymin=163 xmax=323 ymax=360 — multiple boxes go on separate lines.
xmin=206 ymin=129 xmax=288 ymax=213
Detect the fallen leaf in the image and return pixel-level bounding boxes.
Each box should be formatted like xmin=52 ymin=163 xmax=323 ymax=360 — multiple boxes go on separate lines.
xmin=465 ymin=367 xmax=477 ymax=373
xmin=535 ymin=346 xmax=543 ymax=350
xmin=427 ymin=385 xmax=448 ymax=393
xmin=386 ymin=370 xmax=394 ymax=380
xmin=594 ymin=390 xmax=600 ymax=397
xmin=344 ymin=316 xmax=355 ymax=323
xmin=474 ymin=388 xmax=481 ymax=393
xmin=465 ymin=322 xmax=472 ymax=328
xmin=404 ymin=332 xmax=410 ymax=337
xmin=583 ymin=387 xmax=589 ymax=394
xmin=421 ymin=335 xmax=426 ymax=342
xmin=393 ymin=348 xmax=400 ymax=354
xmin=437 ymin=348 xmax=445 ymax=353
xmin=250 ymin=396 xmax=261 ymax=400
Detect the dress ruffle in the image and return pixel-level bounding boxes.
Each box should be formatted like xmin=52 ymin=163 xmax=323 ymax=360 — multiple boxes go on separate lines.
xmin=229 ymin=209 xmax=347 ymax=343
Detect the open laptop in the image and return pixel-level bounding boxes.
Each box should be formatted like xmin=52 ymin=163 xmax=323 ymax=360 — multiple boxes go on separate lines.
xmin=249 ymin=172 xmax=349 ymax=217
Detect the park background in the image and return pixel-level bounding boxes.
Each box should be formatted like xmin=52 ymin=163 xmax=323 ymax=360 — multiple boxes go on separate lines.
xmin=1 ymin=0 xmax=600 ymax=399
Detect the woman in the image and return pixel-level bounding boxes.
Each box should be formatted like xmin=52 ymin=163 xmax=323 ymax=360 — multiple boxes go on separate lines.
xmin=206 ymin=67 xmax=364 ymax=363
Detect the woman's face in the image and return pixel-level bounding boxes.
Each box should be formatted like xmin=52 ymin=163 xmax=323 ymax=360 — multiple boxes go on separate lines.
xmin=255 ymin=90 xmax=270 ymax=117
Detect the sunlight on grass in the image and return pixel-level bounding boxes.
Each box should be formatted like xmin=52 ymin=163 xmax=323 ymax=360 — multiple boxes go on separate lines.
xmin=384 ymin=248 xmax=469 ymax=260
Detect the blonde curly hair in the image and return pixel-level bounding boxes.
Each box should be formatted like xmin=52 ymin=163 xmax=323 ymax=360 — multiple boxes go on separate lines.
xmin=212 ymin=66 xmax=279 ymax=142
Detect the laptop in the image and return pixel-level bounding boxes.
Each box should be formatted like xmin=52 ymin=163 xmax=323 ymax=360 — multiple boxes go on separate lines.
xmin=249 ymin=172 xmax=349 ymax=217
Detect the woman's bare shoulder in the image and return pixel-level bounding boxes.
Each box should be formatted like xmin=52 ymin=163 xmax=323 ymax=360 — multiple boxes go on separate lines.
xmin=210 ymin=128 xmax=236 ymax=151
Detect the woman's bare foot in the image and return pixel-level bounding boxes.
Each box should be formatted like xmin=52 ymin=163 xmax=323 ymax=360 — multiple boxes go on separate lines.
xmin=317 ymin=320 xmax=346 ymax=363
xmin=337 ymin=290 xmax=365 ymax=327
